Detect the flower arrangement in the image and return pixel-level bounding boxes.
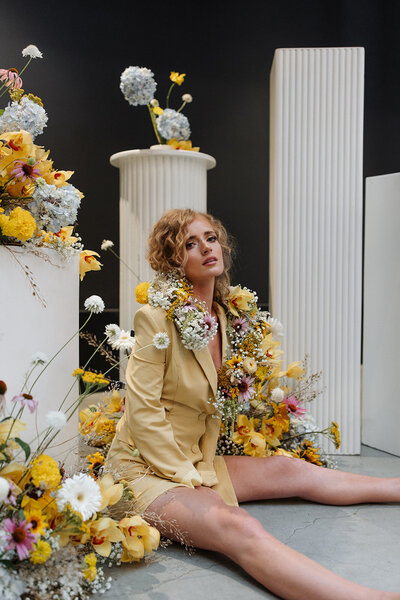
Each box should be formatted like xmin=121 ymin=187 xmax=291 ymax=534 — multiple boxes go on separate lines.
xmin=0 ymin=295 xmax=168 ymax=599
xmin=0 ymin=45 xmax=100 ymax=282
xmin=120 ymin=66 xmax=199 ymax=151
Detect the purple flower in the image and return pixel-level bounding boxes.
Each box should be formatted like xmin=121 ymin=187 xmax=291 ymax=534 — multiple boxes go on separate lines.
xmin=237 ymin=375 xmax=255 ymax=402
xmin=232 ymin=316 xmax=249 ymax=336
xmin=4 ymin=480 xmax=18 ymax=506
xmin=12 ymin=393 xmax=38 ymax=413
xmin=3 ymin=517 xmax=37 ymax=560
xmin=11 ymin=158 xmax=41 ymax=182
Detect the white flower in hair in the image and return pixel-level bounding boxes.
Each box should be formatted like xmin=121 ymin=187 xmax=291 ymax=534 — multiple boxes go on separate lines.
xmin=57 ymin=473 xmax=102 ymax=520
xmin=45 ymin=410 xmax=67 ymax=430
xmin=153 ymin=332 xmax=170 ymax=350
xmin=84 ymin=295 xmax=105 ymax=314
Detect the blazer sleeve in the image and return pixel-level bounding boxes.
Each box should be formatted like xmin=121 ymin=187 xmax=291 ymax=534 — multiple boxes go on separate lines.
xmin=196 ymin=415 xmax=220 ymax=487
xmin=125 ymin=306 xmax=203 ymax=487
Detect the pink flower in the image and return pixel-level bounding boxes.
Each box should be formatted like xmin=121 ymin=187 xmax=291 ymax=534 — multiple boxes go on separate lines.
xmin=11 ymin=159 xmax=41 ymax=182
xmin=203 ymin=313 xmax=216 ymax=331
xmin=232 ymin=316 xmax=249 ymax=336
xmin=0 ymin=68 xmax=23 ymax=90
xmin=4 ymin=480 xmax=18 ymax=506
xmin=283 ymin=395 xmax=306 ymax=416
xmin=237 ymin=375 xmax=255 ymax=402
xmin=12 ymin=393 xmax=38 ymax=414
xmin=3 ymin=517 xmax=37 ymax=560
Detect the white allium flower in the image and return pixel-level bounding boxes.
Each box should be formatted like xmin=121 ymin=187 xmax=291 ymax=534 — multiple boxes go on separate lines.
xmin=22 ymin=44 xmax=43 ymax=58
xmin=267 ymin=317 xmax=284 ymax=338
xmin=105 ymin=323 xmax=121 ymax=342
xmin=156 ymin=108 xmax=191 ymax=141
xmin=271 ymin=387 xmax=285 ymax=403
xmin=120 ymin=66 xmax=157 ymax=106
xmin=110 ymin=329 xmax=135 ymax=352
xmin=57 ymin=473 xmax=102 ymax=520
xmin=84 ymin=295 xmax=105 ymax=313
xmin=46 ymin=410 xmax=67 ymax=430
xmin=0 ymin=565 xmax=26 ymax=599
xmin=31 ymin=351 xmax=48 ymax=365
xmin=182 ymin=93 xmax=193 ymax=103
xmin=101 ymin=239 xmax=114 ymax=251
xmin=153 ymin=332 xmax=170 ymax=350
xmin=0 ymin=477 xmax=10 ymax=502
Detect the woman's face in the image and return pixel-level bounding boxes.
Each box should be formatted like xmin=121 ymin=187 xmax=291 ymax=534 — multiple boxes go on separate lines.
xmin=183 ymin=217 xmax=224 ymax=284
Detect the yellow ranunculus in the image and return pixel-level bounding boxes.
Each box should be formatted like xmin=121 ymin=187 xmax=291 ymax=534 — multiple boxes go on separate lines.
xmin=30 ymin=540 xmax=52 ymax=564
xmin=170 ymin=71 xmax=186 ymax=85
xmin=135 ymin=281 xmax=150 ymax=304
xmin=0 ymin=207 xmax=37 ymax=241
xmin=30 ymin=454 xmax=61 ymax=489
xmin=226 ymin=285 xmax=255 ymax=316
xmin=79 ymin=250 xmax=102 ymax=281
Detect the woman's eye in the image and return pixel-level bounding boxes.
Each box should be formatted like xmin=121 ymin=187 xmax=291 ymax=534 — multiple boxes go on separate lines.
xmin=207 ymin=235 xmax=217 ymax=242
xmin=186 ymin=241 xmax=195 ymax=249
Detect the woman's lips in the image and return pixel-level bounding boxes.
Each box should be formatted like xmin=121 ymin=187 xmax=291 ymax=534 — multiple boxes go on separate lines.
xmin=203 ymin=257 xmax=217 ymax=265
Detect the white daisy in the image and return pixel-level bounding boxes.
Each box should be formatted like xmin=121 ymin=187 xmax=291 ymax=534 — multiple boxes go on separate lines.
xmin=31 ymin=351 xmax=48 ymax=365
xmin=105 ymin=323 xmax=121 ymax=342
xmin=0 ymin=477 xmax=10 ymax=502
xmin=101 ymin=239 xmax=114 ymax=251
xmin=111 ymin=329 xmax=135 ymax=352
xmin=45 ymin=410 xmax=67 ymax=430
xmin=57 ymin=473 xmax=102 ymax=520
xmin=271 ymin=387 xmax=285 ymax=403
xmin=84 ymin=295 xmax=105 ymax=314
xmin=267 ymin=317 xmax=284 ymax=338
xmin=22 ymin=44 xmax=43 ymax=59
xmin=153 ymin=332 xmax=170 ymax=350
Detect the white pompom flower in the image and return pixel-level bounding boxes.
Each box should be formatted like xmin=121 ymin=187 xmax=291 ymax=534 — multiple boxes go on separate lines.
xmin=267 ymin=317 xmax=284 ymax=338
xmin=110 ymin=329 xmax=135 ymax=352
xmin=101 ymin=239 xmax=114 ymax=251
xmin=84 ymin=295 xmax=105 ymax=314
xmin=271 ymin=387 xmax=285 ymax=403
xmin=57 ymin=473 xmax=102 ymax=521
xmin=45 ymin=410 xmax=67 ymax=430
xmin=0 ymin=477 xmax=10 ymax=502
xmin=153 ymin=332 xmax=170 ymax=350
xmin=31 ymin=351 xmax=48 ymax=365
xmin=22 ymin=44 xmax=43 ymax=59
xmin=105 ymin=323 xmax=121 ymax=342
xmin=182 ymin=93 xmax=193 ymax=103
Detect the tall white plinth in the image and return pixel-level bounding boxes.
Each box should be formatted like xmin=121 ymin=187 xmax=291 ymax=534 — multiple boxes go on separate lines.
xmin=269 ymin=48 xmax=365 ymax=454
xmin=362 ymin=173 xmax=400 ymax=456
xmin=0 ymin=247 xmax=79 ymax=466
xmin=110 ymin=147 xmax=216 ymax=334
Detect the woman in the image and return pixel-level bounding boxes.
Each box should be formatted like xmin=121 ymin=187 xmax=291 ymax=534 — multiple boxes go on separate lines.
xmin=106 ymin=208 xmax=400 ymax=600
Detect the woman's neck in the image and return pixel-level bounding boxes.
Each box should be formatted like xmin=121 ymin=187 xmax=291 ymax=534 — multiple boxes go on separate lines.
xmin=191 ymin=279 xmax=215 ymax=314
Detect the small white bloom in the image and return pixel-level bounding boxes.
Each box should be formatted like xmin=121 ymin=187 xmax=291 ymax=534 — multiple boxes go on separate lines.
xmin=31 ymin=351 xmax=48 ymax=365
xmin=267 ymin=317 xmax=284 ymax=338
xmin=101 ymin=239 xmax=114 ymax=251
xmin=271 ymin=387 xmax=285 ymax=403
xmin=150 ymin=99 xmax=159 ymax=107
xmin=0 ymin=477 xmax=10 ymax=502
xmin=57 ymin=473 xmax=102 ymax=520
xmin=84 ymin=295 xmax=105 ymax=313
xmin=22 ymin=44 xmax=43 ymax=59
xmin=153 ymin=332 xmax=170 ymax=350
xmin=105 ymin=323 xmax=121 ymax=342
xmin=182 ymin=93 xmax=193 ymax=103
xmin=46 ymin=410 xmax=67 ymax=430
xmin=111 ymin=329 xmax=135 ymax=352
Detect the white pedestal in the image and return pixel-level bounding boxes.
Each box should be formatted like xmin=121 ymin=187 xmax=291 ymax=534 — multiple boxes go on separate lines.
xmin=110 ymin=147 xmax=216 ymax=334
xmin=362 ymin=173 xmax=400 ymax=456
xmin=269 ymin=48 xmax=365 ymax=453
xmin=0 ymin=246 xmax=80 ymax=466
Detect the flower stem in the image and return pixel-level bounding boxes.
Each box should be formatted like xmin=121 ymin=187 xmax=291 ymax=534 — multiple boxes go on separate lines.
xmin=166 ymin=82 xmax=175 ymax=108
xmin=177 ymin=101 xmax=187 ymax=113
xmin=147 ymin=104 xmax=163 ymax=145
xmin=107 ymin=247 xmax=140 ymax=280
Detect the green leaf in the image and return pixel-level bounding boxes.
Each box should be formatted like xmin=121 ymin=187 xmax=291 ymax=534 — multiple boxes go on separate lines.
xmin=0 ymin=108 xmax=4 ymax=116
xmin=0 ymin=416 xmax=13 ymax=423
xmin=14 ymin=437 xmax=31 ymax=461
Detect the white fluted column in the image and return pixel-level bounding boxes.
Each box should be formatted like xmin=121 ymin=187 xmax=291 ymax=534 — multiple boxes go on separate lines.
xmin=269 ymin=48 xmax=364 ymax=454
xmin=110 ymin=147 xmax=216 ymax=333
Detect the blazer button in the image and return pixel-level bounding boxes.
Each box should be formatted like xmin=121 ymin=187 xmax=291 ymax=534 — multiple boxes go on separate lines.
xmin=191 ymin=443 xmax=199 ymax=453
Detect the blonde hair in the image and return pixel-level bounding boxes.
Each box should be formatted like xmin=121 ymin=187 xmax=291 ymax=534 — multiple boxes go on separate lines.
xmin=147 ymin=208 xmax=234 ymax=304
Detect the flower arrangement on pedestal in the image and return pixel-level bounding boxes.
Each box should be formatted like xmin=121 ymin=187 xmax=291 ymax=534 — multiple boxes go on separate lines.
xmin=120 ymin=66 xmax=199 ymax=151
xmin=0 ymin=296 xmax=165 ymax=599
xmin=0 ymin=45 xmax=101 ymax=282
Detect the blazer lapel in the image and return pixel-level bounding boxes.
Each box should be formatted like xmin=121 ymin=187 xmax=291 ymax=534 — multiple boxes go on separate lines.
xmin=192 ymin=302 xmax=227 ymax=397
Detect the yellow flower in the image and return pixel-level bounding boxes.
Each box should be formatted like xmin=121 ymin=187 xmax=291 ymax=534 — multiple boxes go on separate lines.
xmin=270 ymin=402 xmax=290 ymax=433
xmin=83 ymin=552 xmax=97 ymax=582
xmin=105 ymin=390 xmax=124 ymax=413
xmin=87 ymin=452 xmax=105 ymax=478
xmin=274 ymin=447 xmax=294 ymax=457
xmin=30 ymin=540 xmax=52 ymax=564
xmin=170 ymin=71 xmax=186 ymax=85
xmin=261 ymin=417 xmax=282 ymax=447
xmin=119 ymin=515 xmax=160 ymax=562
xmin=330 ymin=421 xmax=341 ymax=449
xmin=0 ymin=418 xmax=26 ymax=443
xmin=72 ymin=368 xmax=84 ymax=377
xmin=21 ymin=490 xmax=58 ymax=524
xmin=243 ymin=357 xmax=257 ymax=374
xmin=0 ymin=461 xmax=25 ymax=484
xmin=244 ymin=431 xmax=266 ymax=457
xmin=30 ymin=454 xmax=61 ymax=489
xmin=286 ymin=361 xmax=306 ymax=379
xmin=135 ymin=281 xmax=150 ymax=304
xmin=46 ymin=169 xmax=74 ymax=187
xmin=98 ymin=473 xmax=124 ymax=510
xmin=292 ymin=441 xmax=323 ymax=466
xmin=261 ymin=334 xmax=284 ymax=366
xmin=233 ymin=415 xmax=260 ymax=445
xmin=226 ymin=354 xmax=242 ymax=370
xmin=88 ymin=517 xmax=125 ymax=557
xmin=24 ymin=507 xmax=48 ymax=536
xmin=167 ymin=138 xmax=200 ymax=152
xmin=153 ymin=106 xmax=164 ymax=115
xmin=79 ymin=250 xmax=102 ymax=281
xmin=0 ymin=207 xmax=37 ymax=241
xmin=226 ymin=285 xmax=255 ymax=316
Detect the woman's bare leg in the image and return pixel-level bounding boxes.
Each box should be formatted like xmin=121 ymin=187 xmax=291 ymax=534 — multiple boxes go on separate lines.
xmin=224 ymin=455 xmax=400 ymax=504
xmin=144 ymin=486 xmax=399 ymax=600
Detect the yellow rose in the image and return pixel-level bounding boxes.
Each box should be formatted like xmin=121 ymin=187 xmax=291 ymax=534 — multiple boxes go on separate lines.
xmin=135 ymin=281 xmax=150 ymax=304
xmin=226 ymin=285 xmax=255 ymax=316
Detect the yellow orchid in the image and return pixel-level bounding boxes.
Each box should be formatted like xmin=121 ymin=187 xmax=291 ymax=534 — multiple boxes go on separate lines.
xmin=170 ymin=71 xmax=186 ymax=85
xmin=167 ymin=138 xmax=200 ymax=152
xmin=285 ymin=361 xmax=306 ymax=379
xmin=105 ymin=390 xmax=124 ymax=414
xmin=88 ymin=517 xmax=125 ymax=557
xmin=244 ymin=431 xmax=266 ymax=457
xmin=261 ymin=333 xmax=284 ymax=366
xmin=261 ymin=417 xmax=283 ymax=447
xmin=97 ymin=473 xmax=124 ymax=511
xmin=226 ymin=285 xmax=255 ymax=316
xmin=46 ymin=169 xmax=74 ymax=187
xmin=233 ymin=415 xmax=260 ymax=445
xmin=274 ymin=447 xmax=294 ymax=458
xmin=0 ymin=461 xmax=25 ymax=484
xmin=79 ymin=250 xmax=102 ymax=281
xmin=0 ymin=418 xmax=26 ymax=443
xmin=119 ymin=515 xmax=160 ymax=562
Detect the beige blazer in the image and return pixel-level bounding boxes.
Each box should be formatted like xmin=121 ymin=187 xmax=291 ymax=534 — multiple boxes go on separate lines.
xmin=106 ymin=302 xmax=238 ymax=510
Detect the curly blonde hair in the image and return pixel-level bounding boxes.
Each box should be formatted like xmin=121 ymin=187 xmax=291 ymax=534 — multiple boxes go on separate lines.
xmin=147 ymin=208 xmax=234 ymax=304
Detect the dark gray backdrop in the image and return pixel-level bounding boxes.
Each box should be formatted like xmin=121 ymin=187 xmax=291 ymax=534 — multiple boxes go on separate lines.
xmin=2 ymin=0 xmax=399 ymax=371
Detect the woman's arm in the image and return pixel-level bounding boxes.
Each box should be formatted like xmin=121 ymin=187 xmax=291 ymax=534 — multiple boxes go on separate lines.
xmin=125 ymin=306 xmax=202 ymax=487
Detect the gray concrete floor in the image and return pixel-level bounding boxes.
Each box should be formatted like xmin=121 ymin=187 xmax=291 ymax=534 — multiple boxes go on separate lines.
xmin=93 ymin=446 xmax=400 ymax=599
